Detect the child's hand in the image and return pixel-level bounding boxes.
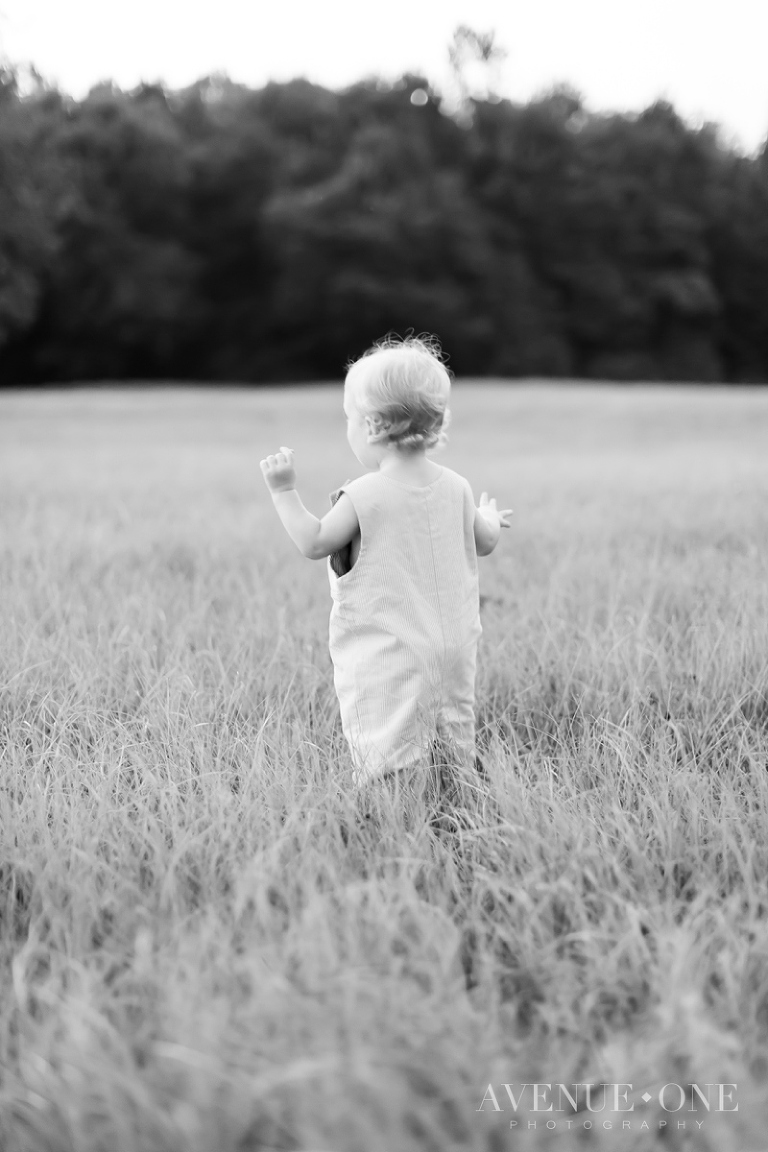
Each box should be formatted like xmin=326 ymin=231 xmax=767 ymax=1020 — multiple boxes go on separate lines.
xmin=478 ymin=492 xmax=513 ymax=529
xmin=260 ymin=446 xmax=297 ymax=493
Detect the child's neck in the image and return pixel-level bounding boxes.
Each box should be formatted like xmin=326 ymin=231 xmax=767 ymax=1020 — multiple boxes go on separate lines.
xmin=376 ymin=448 xmax=442 ymax=486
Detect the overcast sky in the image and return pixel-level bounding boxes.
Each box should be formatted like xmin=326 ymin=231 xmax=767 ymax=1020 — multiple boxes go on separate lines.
xmin=1 ymin=0 xmax=766 ymax=154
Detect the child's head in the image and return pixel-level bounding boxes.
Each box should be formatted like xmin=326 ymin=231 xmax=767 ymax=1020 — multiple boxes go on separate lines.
xmin=344 ymin=334 xmax=452 ymax=455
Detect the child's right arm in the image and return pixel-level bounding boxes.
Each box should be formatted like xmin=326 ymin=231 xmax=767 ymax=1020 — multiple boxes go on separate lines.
xmin=474 ymin=492 xmax=513 ymax=556
xmin=260 ymin=446 xmax=359 ymax=561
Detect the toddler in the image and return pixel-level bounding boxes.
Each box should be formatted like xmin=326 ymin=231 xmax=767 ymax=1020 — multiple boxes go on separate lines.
xmin=260 ymin=335 xmax=511 ymax=789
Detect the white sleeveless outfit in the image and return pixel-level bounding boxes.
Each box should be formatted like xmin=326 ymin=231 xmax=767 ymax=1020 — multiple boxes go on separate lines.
xmin=328 ymin=466 xmax=482 ymax=783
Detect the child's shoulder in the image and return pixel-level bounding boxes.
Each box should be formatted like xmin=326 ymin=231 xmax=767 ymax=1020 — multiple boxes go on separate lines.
xmin=438 ymin=464 xmax=470 ymax=485
xmin=436 ymin=465 xmax=474 ymax=498
xmin=339 ymin=472 xmax=379 ymax=497
xmin=332 ymin=472 xmax=382 ymax=512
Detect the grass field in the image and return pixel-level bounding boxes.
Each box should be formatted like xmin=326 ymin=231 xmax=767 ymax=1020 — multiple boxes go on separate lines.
xmin=1 ymin=381 xmax=768 ymax=1152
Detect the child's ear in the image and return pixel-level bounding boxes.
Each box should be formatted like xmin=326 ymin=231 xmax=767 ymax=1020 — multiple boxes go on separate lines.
xmin=365 ymin=415 xmax=389 ymax=444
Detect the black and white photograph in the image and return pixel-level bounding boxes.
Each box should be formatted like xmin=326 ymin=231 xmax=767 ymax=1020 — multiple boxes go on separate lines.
xmin=1 ymin=1 xmax=767 ymax=1149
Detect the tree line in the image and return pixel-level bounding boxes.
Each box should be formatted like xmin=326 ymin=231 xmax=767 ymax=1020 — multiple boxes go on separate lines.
xmin=1 ymin=66 xmax=767 ymax=385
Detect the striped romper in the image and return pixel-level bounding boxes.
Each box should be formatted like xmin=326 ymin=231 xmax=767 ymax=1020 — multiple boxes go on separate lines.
xmin=328 ymin=466 xmax=482 ymax=784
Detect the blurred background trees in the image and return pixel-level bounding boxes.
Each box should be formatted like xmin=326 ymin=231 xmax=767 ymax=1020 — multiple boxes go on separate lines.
xmin=0 ymin=62 xmax=766 ymax=384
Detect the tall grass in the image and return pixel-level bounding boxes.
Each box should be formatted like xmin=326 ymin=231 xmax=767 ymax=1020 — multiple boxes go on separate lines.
xmin=1 ymin=383 xmax=768 ymax=1151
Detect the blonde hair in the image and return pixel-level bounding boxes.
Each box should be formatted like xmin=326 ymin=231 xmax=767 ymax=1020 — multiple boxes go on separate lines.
xmin=345 ymin=334 xmax=452 ymax=451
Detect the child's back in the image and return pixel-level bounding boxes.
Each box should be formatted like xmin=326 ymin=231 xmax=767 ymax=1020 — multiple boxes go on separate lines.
xmin=329 ymin=466 xmax=481 ymax=781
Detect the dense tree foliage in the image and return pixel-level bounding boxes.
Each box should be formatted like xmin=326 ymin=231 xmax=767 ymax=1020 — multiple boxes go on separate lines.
xmin=1 ymin=66 xmax=766 ymax=384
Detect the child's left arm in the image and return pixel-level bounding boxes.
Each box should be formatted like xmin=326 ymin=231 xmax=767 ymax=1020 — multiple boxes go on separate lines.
xmin=474 ymin=492 xmax=513 ymax=557
xmin=260 ymin=446 xmax=359 ymax=561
